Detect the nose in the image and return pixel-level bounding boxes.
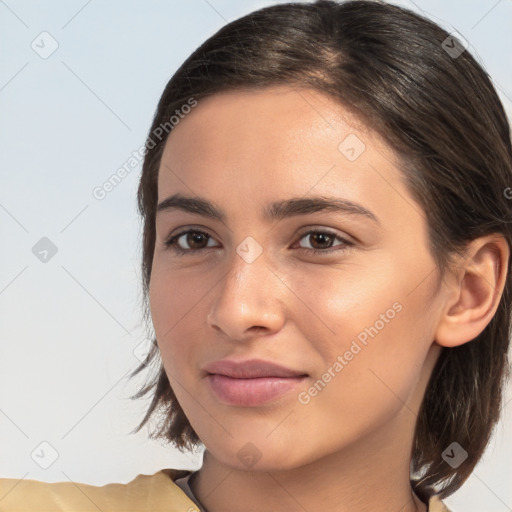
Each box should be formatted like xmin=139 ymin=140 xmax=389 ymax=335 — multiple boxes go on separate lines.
xmin=206 ymin=246 xmax=286 ymax=342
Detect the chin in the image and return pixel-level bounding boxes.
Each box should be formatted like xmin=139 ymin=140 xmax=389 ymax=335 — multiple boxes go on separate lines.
xmin=202 ymin=432 xmax=314 ymax=473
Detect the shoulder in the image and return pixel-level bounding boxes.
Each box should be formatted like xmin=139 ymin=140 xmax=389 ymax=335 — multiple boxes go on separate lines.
xmin=428 ymin=494 xmax=453 ymax=512
xmin=0 ymin=468 xmax=199 ymax=512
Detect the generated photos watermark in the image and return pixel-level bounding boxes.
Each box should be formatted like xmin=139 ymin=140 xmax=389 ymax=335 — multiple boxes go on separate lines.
xmin=298 ymin=301 xmax=403 ymax=405
xmin=92 ymin=97 xmax=198 ymax=201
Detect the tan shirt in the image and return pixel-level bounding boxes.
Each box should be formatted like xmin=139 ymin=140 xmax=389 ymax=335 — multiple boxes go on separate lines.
xmin=0 ymin=468 xmax=452 ymax=511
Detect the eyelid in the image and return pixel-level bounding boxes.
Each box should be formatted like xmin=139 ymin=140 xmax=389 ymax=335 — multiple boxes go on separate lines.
xmin=163 ymin=224 xmax=355 ymax=256
xmin=295 ymin=225 xmax=355 ymax=244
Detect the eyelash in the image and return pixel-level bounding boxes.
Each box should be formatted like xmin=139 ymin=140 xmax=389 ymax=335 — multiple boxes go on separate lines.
xmin=163 ymin=228 xmax=354 ymax=256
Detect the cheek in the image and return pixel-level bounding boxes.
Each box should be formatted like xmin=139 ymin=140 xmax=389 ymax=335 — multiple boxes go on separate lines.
xmin=148 ymin=266 xmax=204 ymax=370
xmin=285 ymin=257 xmax=399 ymax=350
xmin=289 ymin=256 xmax=433 ymax=398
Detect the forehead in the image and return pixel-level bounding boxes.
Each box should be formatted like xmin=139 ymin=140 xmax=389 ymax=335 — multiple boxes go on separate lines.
xmin=162 ymin=86 xmax=377 ymax=162
xmin=156 ymin=86 xmax=413 ymax=224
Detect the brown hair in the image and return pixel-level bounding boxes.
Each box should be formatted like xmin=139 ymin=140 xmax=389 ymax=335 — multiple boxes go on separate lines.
xmin=128 ymin=0 xmax=512 ymax=500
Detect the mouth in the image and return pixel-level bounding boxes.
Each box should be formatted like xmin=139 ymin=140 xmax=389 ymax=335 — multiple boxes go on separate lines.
xmin=203 ymin=359 xmax=309 ymax=407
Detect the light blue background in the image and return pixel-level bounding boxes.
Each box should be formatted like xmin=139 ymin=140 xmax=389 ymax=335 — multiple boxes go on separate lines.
xmin=1 ymin=1 xmax=511 ymax=511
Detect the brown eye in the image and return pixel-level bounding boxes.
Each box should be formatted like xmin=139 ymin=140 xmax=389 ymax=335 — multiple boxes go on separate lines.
xmin=301 ymin=232 xmax=335 ymax=250
xmin=182 ymin=231 xmax=210 ymax=249
xmin=163 ymin=228 xmax=353 ymax=257
xmin=295 ymin=229 xmax=354 ymax=255
xmin=164 ymin=229 xmax=218 ymax=254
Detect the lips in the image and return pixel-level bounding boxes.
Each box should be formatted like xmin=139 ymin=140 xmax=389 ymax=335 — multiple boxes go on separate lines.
xmin=204 ymin=359 xmax=306 ymax=378
xmin=203 ymin=359 xmax=308 ymax=407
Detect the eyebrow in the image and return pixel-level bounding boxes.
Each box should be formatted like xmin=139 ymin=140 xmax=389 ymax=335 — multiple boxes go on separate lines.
xmin=156 ymin=193 xmax=380 ymax=225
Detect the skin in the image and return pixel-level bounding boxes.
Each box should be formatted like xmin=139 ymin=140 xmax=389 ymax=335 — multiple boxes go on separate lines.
xmin=149 ymin=85 xmax=509 ymax=512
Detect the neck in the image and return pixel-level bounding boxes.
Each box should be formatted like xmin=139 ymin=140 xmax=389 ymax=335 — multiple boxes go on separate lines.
xmin=191 ymin=409 xmax=428 ymax=512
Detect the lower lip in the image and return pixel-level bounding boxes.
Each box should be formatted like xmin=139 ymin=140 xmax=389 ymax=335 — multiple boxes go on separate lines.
xmin=206 ymin=374 xmax=307 ymax=407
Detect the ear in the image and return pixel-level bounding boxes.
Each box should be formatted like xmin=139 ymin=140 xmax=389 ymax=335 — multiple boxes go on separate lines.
xmin=434 ymin=234 xmax=510 ymax=348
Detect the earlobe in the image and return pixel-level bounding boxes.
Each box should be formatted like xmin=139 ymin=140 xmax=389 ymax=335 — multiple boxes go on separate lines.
xmin=434 ymin=234 xmax=510 ymax=348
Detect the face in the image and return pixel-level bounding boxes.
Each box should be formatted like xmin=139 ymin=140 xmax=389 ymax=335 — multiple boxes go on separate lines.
xmin=149 ymin=85 xmax=446 ymax=471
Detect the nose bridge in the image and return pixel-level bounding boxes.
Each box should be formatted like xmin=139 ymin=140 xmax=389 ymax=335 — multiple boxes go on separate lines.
xmin=207 ymin=237 xmax=285 ymax=339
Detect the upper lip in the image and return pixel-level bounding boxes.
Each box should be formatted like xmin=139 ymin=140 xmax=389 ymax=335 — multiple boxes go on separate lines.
xmin=203 ymin=359 xmax=307 ymax=379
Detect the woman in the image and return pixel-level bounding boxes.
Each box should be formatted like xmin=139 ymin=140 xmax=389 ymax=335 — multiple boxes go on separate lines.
xmin=1 ymin=1 xmax=511 ymax=511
